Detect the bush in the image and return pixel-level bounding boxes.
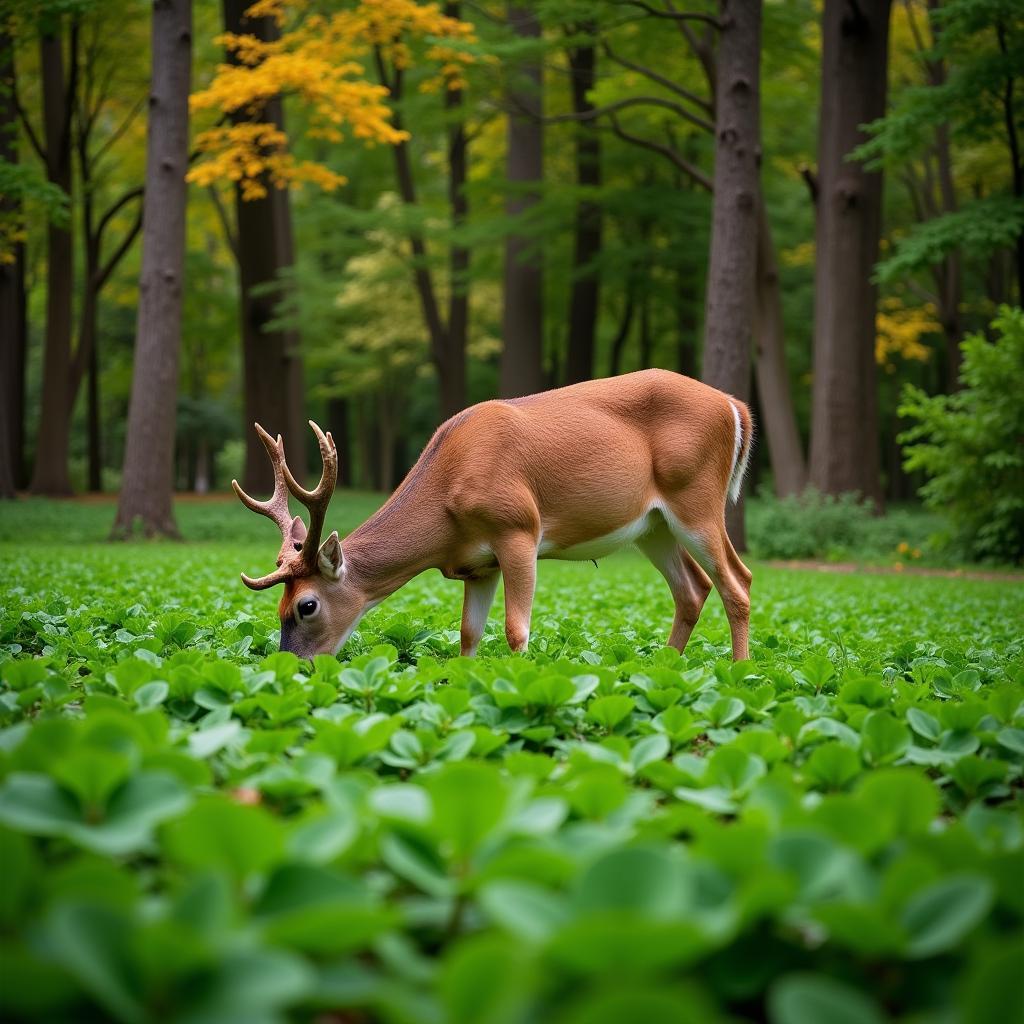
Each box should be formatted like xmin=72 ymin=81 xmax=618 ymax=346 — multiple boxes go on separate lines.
xmin=899 ymin=306 xmax=1024 ymax=565
xmin=747 ymin=490 xmax=874 ymax=560
xmin=746 ymin=490 xmax=941 ymax=562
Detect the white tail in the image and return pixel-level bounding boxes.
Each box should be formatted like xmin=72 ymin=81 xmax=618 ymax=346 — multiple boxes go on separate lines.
xmin=236 ymin=369 xmax=754 ymax=663
xmin=728 ymin=400 xmax=754 ymax=504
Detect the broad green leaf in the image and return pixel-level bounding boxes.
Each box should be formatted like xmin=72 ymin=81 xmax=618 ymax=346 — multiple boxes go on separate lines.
xmin=902 ymin=875 xmax=994 ymax=958
xmin=769 ymin=973 xmax=885 ymax=1024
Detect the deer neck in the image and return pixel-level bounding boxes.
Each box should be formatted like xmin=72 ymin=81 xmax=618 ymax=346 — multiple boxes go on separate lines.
xmin=342 ymin=491 xmax=453 ymax=602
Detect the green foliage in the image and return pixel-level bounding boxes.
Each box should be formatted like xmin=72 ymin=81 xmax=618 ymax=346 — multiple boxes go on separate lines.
xmin=876 ymin=196 xmax=1024 ymax=283
xmin=899 ymin=307 xmax=1024 ymax=564
xmin=0 ymin=504 xmax=1022 ymax=1021
xmin=746 ymin=489 xmax=941 ymax=563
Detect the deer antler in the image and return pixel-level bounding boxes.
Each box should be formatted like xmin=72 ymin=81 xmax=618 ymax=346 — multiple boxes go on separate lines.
xmin=233 ymin=421 xmax=338 ymax=591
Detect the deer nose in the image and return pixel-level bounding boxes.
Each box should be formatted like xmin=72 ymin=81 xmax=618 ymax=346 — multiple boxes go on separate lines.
xmin=279 ymin=617 xmax=299 ymax=653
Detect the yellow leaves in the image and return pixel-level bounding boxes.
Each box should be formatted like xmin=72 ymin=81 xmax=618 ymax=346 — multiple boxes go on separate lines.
xmin=190 ymin=0 xmax=475 ymax=197
xmin=188 ymin=123 xmax=348 ymax=199
xmin=876 ymin=297 xmax=938 ymax=371
xmin=781 ymin=240 xmax=815 ymax=268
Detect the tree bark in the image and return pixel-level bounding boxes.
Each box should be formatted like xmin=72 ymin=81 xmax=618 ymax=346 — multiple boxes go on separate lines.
xmin=443 ymin=1 xmax=469 ymax=419
xmin=30 ymin=25 xmax=75 ymax=496
xmin=809 ymin=0 xmax=891 ymax=506
xmin=326 ymin=396 xmax=352 ymax=487
xmin=564 ymin=35 xmax=602 ymax=384
xmin=500 ymin=4 xmax=545 ymax=398
xmin=754 ymin=201 xmax=807 ymax=496
xmin=676 ymin=267 xmax=698 ymax=379
xmin=221 ymin=0 xmax=306 ymax=494
xmin=87 ymin=341 xmax=102 ymax=491
xmin=0 ymin=28 xmax=25 ymax=497
xmin=700 ymin=0 xmax=762 ymax=551
xmin=111 ymin=0 xmax=191 ymax=538
xmin=608 ymin=285 xmax=635 ymax=376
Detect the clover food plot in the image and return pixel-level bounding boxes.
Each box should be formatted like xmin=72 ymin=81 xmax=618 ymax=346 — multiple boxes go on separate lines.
xmin=0 ymin=520 xmax=1022 ymax=1024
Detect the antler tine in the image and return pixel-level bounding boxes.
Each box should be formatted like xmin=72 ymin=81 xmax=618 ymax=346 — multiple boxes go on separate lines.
xmin=281 ymin=420 xmax=339 ymax=567
xmin=231 ymin=423 xmax=294 ymax=535
xmin=240 ymin=565 xmax=295 ymax=591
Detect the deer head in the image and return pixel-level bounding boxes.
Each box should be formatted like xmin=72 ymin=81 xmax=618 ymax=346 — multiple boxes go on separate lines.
xmin=234 ymin=421 xmax=368 ymax=658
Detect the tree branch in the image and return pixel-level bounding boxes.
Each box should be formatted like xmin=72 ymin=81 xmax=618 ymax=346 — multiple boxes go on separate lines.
xmin=546 ymin=94 xmax=713 ymax=134
xmin=94 ymin=202 xmax=142 ymax=292
xmin=206 ymin=185 xmax=238 ymax=260
xmin=614 ymin=0 xmax=721 ymax=28
xmin=93 ymin=96 xmax=145 ymax=169
xmin=95 ymin=184 xmax=143 ymax=244
xmin=11 ymin=86 xmax=46 ymax=163
xmin=603 ymin=42 xmax=713 ymax=116
xmin=609 ymin=114 xmax=712 ymax=191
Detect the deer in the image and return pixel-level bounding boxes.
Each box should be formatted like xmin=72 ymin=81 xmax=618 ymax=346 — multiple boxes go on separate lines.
xmin=233 ymin=368 xmax=754 ymax=662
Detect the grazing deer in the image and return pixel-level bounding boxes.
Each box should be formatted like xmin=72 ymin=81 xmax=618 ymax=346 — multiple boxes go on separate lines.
xmin=234 ymin=369 xmax=753 ymax=661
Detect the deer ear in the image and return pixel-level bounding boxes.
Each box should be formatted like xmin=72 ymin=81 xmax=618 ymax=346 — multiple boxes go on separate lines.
xmin=317 ymin=531 xmax=345 ymax=580
xmin=289 ymin=516 xmax=307 ymax=550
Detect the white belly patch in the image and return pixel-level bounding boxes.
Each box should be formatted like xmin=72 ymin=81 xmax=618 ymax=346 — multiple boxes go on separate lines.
xmin=538 ymin=509 xmax=660 ymax=561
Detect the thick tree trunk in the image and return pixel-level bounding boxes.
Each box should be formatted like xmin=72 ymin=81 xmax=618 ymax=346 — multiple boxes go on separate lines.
xmin=564 ymin=37 xmax=602 ymax=384
xmin=221 ymin=0 xmax=306 ymax=494
xmin=0 ymin=28 xmax=25 ymax=497
xmin=30 ymin=27 xmax=74 ymax=496
xmin=809 ymin=0 xmax=891 ymax=506
xmin=700 ymin=0 xmax=762 ymax=551
xmin=500 ymin=4 xmax=545 ymax=398
xmin=111 ymin=0 xmax=191 ymax=538
xmin=754 ymin=202 xmax=807 ymax=496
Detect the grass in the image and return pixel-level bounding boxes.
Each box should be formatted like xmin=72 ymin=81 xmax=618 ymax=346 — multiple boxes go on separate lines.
xmin=0 ymin=496 xmax=1022 ymax=1023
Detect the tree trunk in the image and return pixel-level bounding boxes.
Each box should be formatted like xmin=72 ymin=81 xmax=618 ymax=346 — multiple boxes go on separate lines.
xmin=609 ymin=285 xmax=635 ymax=376
xmin=0 ymin=28 xmax=25 ymax=497
xmin=30 ymin=26 xmax=75 ymax=496
xmin=676 ymin=268 xmax=698 ymax=379
xmin=700 ymin=0 xmax=762 ymax=551
xmin=809 ymin=0 xmax=891 ymax=506
xmin=326 ymin=396 xmax=352 ymax=487
xmin=87 ymin=340 xmax=102 ymax=491
xmin=564 ymin=36 xmax=602 ymax=384
xmin=111 ymin=0 xmax=191 ymax=538
xmin=753 ymin=202 xmax=807 ymax=496
xmin=443 ymin=2 xmax=469 ymax=419
xmin=925 ymin=1 xmax=963 ymax=389
xmin=500 ymin=4 xmax=545 ymax=398
xmin=222 ymin=0 xmax=306 ymax=494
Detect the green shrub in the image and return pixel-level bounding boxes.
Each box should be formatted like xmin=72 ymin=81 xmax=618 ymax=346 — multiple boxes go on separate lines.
xmin=899 ymin=306 xmax=1024 ymax=565
xmin=747 ymin=490 xmax=873 ymax=560
xmin=746 ymin=490 xmax=940 ymax=562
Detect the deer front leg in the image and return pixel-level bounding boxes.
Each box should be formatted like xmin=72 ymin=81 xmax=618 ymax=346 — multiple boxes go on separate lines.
xmin=494 ymin=534 xmax=538 ymax=653
xmin=460 ymin=573 xmax=500 ymax=657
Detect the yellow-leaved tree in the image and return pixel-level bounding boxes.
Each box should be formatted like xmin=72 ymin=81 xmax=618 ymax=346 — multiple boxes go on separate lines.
xmin=190 ymin=0 xmax=476 ymax=424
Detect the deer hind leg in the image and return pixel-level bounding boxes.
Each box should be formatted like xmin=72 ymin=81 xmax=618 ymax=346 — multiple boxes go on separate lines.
xmin=460 ymin=572 xmax=501 ymax=657
xmin=637 ymin=523 xmax=712 ymax=652
xmin=493 ymin=532 xmax=538 ymax=653
xmin=661 ymin=503 xmax=752 ymax=662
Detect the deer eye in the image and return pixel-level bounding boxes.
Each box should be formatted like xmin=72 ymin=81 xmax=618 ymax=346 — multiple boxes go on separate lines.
xmin=297 ymin=598 xmax=319 ymax=620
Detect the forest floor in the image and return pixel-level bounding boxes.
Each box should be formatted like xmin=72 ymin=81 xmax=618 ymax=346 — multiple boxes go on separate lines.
xmin=0 ymin=499 xmax=1021 ymax=1021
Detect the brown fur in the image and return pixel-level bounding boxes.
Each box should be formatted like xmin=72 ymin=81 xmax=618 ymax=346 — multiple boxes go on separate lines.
xmin=256 ymin=370 xmax=753 ymax=660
